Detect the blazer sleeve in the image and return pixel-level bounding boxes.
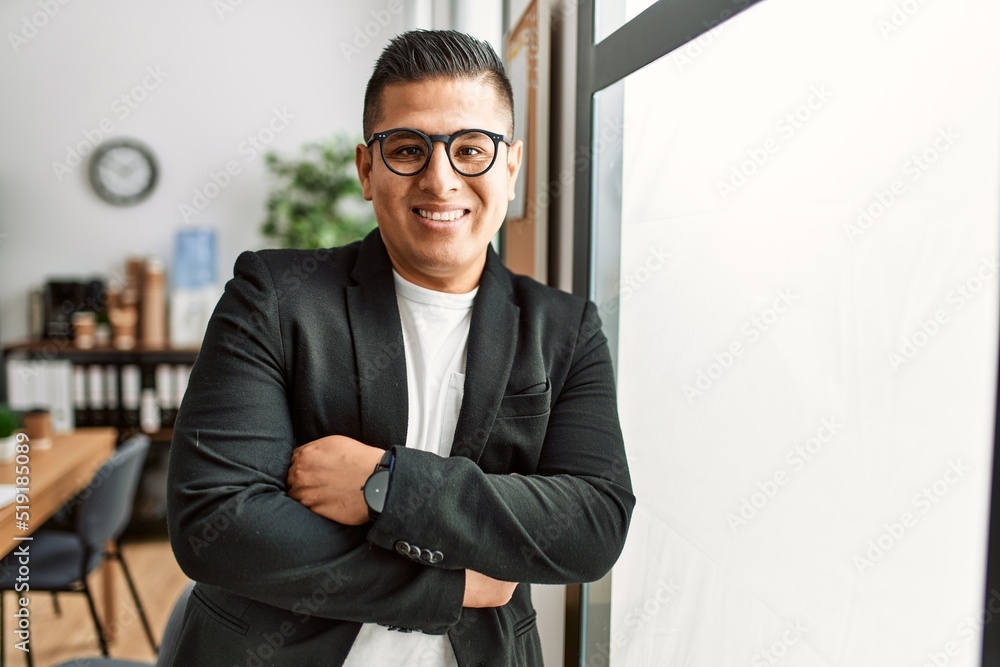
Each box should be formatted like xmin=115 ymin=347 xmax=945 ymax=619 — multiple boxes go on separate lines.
xmin=366 ymin=299 xmax=635 ymax=584
xmin=167 ymin=251 xmax=464 ymax=634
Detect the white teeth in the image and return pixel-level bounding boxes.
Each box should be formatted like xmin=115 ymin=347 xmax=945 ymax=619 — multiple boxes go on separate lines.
xmin=417 ymin=209 xmax=465 ymax=222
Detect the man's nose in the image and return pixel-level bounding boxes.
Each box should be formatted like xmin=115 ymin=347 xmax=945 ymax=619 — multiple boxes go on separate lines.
xmin=418 ymin=142 xmax=461 ymax=191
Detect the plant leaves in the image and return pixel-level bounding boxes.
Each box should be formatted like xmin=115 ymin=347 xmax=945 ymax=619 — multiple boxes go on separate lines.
xmin=260 ymin=136 xmax=375 ymax=249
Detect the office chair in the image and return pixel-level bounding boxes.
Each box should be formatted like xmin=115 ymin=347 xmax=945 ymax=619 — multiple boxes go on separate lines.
xmin=50 ymin=581 xmax=194 ymax=667
xmin=0 ymin=436 xmax=155 ymax=666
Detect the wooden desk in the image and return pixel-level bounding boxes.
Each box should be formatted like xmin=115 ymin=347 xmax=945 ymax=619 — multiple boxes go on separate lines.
xmin=0 ymin=428 xmax=116 ymax=554
xmin=0 ymin=428 xmax=120 ymax=641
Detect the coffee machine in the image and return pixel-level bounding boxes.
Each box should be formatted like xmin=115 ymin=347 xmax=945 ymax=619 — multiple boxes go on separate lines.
xmin=43 ymin=279 xmax=105 ymax=340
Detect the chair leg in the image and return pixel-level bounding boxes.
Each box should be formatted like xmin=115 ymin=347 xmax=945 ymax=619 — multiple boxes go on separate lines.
xmin=0 ymin=593 xmax=34 ymax=667
xmin=23 ymin=631 xmax=33 ymax=667
xmin=80 ymin=577 xmax=109 ymax=657
xmin=114 ymin=541 xmax=158 ymax=653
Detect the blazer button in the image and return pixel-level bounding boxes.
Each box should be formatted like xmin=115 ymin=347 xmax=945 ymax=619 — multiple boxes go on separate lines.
xmin=395 ymin=541 xmax=411 ymax=556
xmin=429 ymin=550 xmax=444 ymax=564
xmin=408 ymin=544 xmax=422 ymax=560
xmin=419 ymin=548 xmax=433 ymax=562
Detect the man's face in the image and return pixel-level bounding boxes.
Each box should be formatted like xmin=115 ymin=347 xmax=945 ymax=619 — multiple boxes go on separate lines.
xmin=356 ymin=76 xmax=523 ymax=293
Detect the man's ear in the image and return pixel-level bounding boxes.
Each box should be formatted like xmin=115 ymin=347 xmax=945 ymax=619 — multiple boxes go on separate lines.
xmin=506 ymin=139 xmax=524 ymax=201
xmin=356 ymin=144 xmax=374 ymax=201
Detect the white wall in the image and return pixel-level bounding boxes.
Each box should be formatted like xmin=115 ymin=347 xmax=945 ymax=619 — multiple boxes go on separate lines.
xmin=0 ymin=0 xmax=407 ymax=344
xmin=455 ymin=0 xmax=502 ymax=54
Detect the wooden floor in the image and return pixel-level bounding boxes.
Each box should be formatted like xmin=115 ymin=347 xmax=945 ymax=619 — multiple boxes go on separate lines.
xmin=1 ymin=537 xmax=189 ymax=667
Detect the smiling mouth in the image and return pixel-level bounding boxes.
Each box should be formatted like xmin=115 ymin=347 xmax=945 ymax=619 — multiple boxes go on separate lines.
xmin=415 ymin=208 xmax=469 ymax=222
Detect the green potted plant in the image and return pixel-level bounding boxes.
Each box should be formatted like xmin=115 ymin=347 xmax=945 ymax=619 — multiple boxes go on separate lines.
xmin=0 ymin=405 xmax=21 ymax=462
xmin=260 ymin=136 xmax=376 ymax=249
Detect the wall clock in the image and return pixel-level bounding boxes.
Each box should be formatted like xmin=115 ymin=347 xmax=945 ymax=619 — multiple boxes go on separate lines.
xmin=89 ymin=138 xmax=158 ymax=206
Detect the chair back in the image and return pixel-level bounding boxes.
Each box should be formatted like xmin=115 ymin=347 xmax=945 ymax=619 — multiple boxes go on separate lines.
xmin=74 ymin=435 xmax=151 ymax=548
xmin=156 ymin=581 xmax=195 ymax=667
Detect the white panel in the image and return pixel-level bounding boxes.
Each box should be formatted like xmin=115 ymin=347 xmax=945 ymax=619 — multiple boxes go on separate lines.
xmin=607 ymin=0 xmax=1000 ymax=665
xmin=532 ymin=583 xmax=567 ymax=667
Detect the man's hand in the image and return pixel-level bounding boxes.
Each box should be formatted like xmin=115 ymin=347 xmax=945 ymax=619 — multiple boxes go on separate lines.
xmin=463 ymin=569 xmax=517 ymax=608
xmin=287 ymin=435 xmax=385 ymax=526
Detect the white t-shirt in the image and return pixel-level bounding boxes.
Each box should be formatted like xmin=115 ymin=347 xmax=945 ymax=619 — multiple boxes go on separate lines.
xmin=342 ymin=268 xmax=478 ymax=667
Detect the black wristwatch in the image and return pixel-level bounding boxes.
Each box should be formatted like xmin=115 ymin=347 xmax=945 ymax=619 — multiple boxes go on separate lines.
xmin=362 ymin=449 xmax=395 ymax=521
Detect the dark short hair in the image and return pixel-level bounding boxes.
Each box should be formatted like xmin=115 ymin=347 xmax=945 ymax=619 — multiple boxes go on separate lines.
xmin=363 ymin=30 xmax=514 ymax=139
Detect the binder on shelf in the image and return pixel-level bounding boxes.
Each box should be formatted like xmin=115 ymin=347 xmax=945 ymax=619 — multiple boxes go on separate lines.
xmin=48 ymin=361 xmax=74 ymax=432
xmin=122 ymin=364 xmax=141 ymax=428
xmin=5 ymin=358 xmax=33 ymax=410
xmin=87 ymin=365 xmax=106 ymax=426
xmin=105 ymin=365 xmax=119 ymax=411
xmin=32 ymin=363 xmax=49 ymax=412
xmin=155 ymin=364 xmax=176 ymax=428
xmin=72 ymin=365 xmax=88 ymax=427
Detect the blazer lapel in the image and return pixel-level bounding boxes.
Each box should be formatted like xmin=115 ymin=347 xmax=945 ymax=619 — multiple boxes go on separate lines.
xmin=346 ymin=229 xmax=408 ymax=451
xmin=448 ymin=245 xmax=520 ymax=463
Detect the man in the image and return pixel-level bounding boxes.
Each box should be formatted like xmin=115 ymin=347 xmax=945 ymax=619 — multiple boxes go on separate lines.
xmin=167 ymin=30 xmax=633 ymax=666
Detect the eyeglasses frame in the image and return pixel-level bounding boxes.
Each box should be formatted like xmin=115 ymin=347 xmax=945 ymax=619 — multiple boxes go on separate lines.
xmin=366 ymin=127 xmax=513 ymax=177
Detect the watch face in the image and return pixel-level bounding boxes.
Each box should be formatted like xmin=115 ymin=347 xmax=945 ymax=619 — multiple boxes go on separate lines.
xmin=364 ymin=469 xmax=391 ymax=514
xmin=89 ymin=139 xmax=157 ymax=206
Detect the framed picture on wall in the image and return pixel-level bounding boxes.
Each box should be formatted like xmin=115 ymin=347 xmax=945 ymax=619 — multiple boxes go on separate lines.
xmin=503 ymin=0 xmax=548 ymax=281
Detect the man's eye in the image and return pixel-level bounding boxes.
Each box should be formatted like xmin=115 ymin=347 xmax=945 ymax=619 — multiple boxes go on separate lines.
xmin=392 ymin=146 xmax=425 ymax=158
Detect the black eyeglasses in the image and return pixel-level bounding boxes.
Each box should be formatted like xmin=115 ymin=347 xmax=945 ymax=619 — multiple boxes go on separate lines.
xmin=366 ymin=128 xmax=512 ymax=177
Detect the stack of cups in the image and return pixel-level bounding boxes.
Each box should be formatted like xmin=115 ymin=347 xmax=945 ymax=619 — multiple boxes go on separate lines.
xmin=24 ymin=409 xmax=52 ymax=450
xmin=72 ymin=312 xmax=96 ymax=349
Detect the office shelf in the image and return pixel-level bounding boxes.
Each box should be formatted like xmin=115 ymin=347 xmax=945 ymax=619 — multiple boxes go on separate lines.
xmin=3 ymin=340 xmax=199 ymax=536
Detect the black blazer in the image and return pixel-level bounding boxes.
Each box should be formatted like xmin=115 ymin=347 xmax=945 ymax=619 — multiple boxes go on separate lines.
xmin=166 ymin=228 xmax=634 ymax=666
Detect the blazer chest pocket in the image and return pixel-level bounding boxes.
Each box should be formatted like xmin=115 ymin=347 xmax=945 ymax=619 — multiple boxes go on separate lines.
xmin=481 ymin=380 xmax=551 ymax=474
xmin=496 ymin=379 xmax=551 ymax=419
